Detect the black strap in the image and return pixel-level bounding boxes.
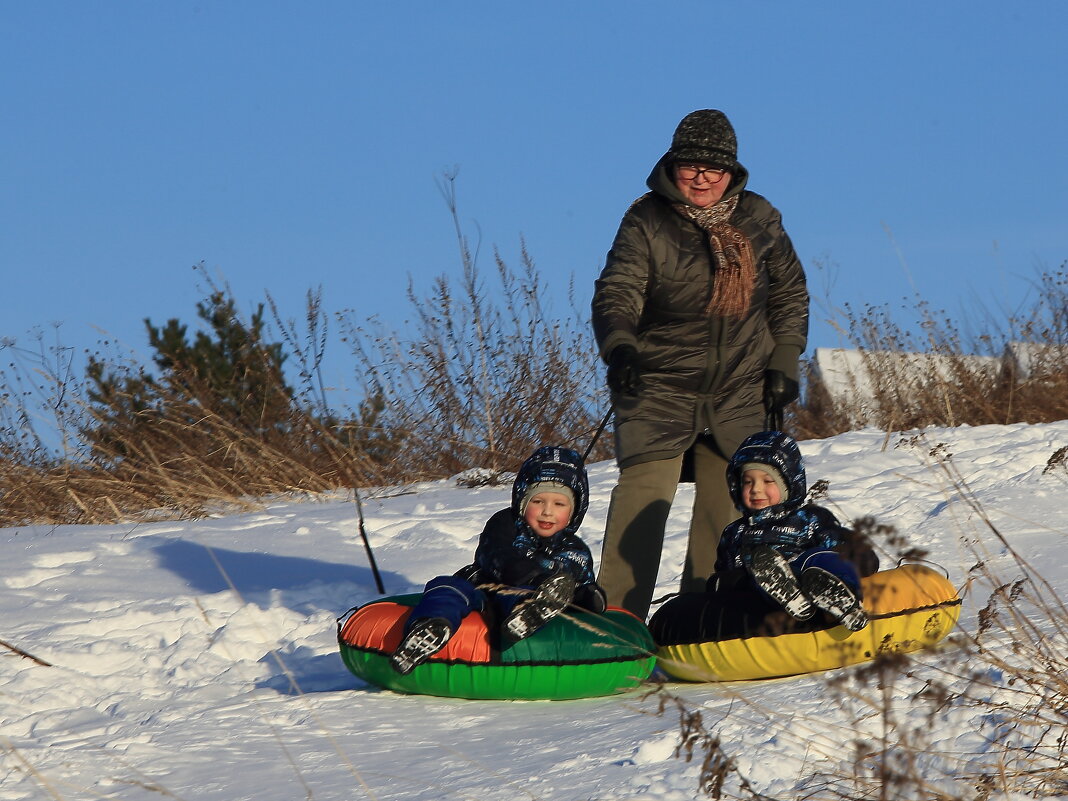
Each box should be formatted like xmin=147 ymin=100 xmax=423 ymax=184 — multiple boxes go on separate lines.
xmin=582 ymin=408 xmax=613 ymax=462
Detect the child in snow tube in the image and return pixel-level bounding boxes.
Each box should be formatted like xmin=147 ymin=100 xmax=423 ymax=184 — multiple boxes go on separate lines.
xmin=652 ymin=431 xmax=880 ymax=645
xmin=388 ymin=446 xmax=610 ymax=675
xmin=651 ymin=562 xmax=960 ymax=682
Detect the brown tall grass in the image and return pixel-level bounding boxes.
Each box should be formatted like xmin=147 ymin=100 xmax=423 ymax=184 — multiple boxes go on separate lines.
xmin=0 ymin=193 xmax=609 ymax=525
xmin=2 ymin=234 xmax=1065 ymax=527
xmin=4 ymin=256 xmax=1068 ymax=797
xmin=336 ymin=175 xmax=608 ymax=480
xmin=792 ymin=262 xmax=1068 ymax=439
xmin=646 ymin=437 xmax=1068 ymax=799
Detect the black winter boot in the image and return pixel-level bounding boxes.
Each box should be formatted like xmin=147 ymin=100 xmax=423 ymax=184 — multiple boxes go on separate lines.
xmin=389 ymin=617 xmax=453 ymax=675
xmin=503 ymin=571 xmax=578 ymax=641
xmin=747 ymin=546 xmax=815 ymax=621
xmin=800 ymin=568 xmax=869 ymax=632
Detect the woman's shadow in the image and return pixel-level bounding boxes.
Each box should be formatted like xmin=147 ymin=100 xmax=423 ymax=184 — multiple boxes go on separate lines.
xmin=152 ymin=537 xmax=402 ymax=694
xmin=152 ymin=537 xmax=401 ymax=600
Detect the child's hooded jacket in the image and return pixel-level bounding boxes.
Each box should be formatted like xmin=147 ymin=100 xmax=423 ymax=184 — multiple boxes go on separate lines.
xmin=468 ymin=446 xmax=598 ymax=589
xmin=715 ymin=431 xmax=856 ymax=573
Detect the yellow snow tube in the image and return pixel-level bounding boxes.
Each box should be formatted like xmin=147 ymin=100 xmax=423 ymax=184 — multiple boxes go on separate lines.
xmin=657 ymin=564 xmax=961 ymax=682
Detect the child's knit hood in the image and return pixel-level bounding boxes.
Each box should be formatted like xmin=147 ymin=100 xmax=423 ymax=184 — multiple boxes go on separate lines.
xmin=511 ymin=446 xmax=589 ymax=535
xmin=726 ymin=431 xmax=807 ymax=516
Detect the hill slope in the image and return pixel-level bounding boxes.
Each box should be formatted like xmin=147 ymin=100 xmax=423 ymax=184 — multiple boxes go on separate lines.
xmin=3 ymin=422 xmax=1068 ymax=800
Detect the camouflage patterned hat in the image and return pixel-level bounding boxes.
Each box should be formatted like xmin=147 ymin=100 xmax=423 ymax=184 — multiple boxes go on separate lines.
xmin=669 ymin=109 xmax=739 ymax=171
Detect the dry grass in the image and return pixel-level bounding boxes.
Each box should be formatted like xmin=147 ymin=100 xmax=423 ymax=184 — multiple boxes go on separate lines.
xmin=792 ymin=262 xmax=1068 ymax=440
xmin=4 ymin=210 xmax=1067 ymax=800
xmin=0 ymin=196 xmax=608 ymax=525
xmin=335 ymin=173 xmax=609 ymax=480
xmin=645 ymin=439 xmax=1068 ymax=800
xmin=0 ymin=408 xmax=384 ymax=525
xmin=2 ymin=241 xmax=1065 ymax=529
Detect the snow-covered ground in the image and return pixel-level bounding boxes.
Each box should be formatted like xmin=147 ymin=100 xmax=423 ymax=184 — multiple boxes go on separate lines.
xmin=3 ymin=422 xmax=1067 ymax=800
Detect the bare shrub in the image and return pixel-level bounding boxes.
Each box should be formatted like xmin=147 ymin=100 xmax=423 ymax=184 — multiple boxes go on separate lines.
xmin=0 ymin=278 xmax=390 ymax=525
xmin=791 ymin=358 xmax=855 ymax=440
xmin=1 ymin=191 xmax=611 ymax=523
xmin=649 ymin=440 xmax=1068 ymax=800
xmin=337 ymin=173 xmax=610 ymax=479
xmin=792 ymin=262 xmax=1068 ymax=439
xmin=804 ymin=443 xmax=1068 ymax=799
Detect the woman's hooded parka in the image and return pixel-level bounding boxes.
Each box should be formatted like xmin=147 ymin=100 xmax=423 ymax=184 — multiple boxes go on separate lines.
xmin=592 ymin=152 xmax=808 ymax=469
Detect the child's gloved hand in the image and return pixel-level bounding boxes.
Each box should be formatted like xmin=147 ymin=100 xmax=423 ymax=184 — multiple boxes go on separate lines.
xmin=574 ymin=584 xmax=607 ymax=613
xmin=705 ymin=568 xmax=746 ymax=594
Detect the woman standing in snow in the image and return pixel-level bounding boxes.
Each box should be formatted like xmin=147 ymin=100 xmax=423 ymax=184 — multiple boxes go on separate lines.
xmin=592 ymin=109 xmax=809 ymax=620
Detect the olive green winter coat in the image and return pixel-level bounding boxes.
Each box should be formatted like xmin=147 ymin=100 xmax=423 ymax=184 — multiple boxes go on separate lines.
xmin=592 ymin=156 xmax=808 ymax=469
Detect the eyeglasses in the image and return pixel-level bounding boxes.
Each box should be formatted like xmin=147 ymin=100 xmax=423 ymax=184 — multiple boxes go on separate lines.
xmin=675 ymin=164 xmax=729 ymax=182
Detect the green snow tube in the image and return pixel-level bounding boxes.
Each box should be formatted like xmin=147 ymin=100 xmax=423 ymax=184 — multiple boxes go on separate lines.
xmin=337 ymin=593 xmax=655 ymax=700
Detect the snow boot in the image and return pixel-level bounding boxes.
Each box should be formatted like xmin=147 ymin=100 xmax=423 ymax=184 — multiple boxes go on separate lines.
xmin=801 ymin=568 xmax=869 ymax=632
xmin=503 ymin=570 xmax=578 ymax=641
xmin=747 ymin=546 xmax=815 ymax=620
xmin=389 ymin=617 xmax=453 ymax=675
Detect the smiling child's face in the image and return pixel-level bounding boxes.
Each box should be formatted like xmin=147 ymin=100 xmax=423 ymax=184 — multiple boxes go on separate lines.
xmin=740 ymin=468 xmax=782 ymax=510
xmin=523 ymin=491 xmax=573 ymax=538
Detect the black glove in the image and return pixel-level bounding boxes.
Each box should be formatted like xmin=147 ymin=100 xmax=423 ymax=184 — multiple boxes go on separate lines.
xmin=762 ymin=369 xmax=798 ymax=431
xmin=606 ymin=345 xmax=643 ymax=395
xmin=705 ymin=568 xmax=746 ymax=594
xmin=574 ymin=584 xmax=608 ymax=614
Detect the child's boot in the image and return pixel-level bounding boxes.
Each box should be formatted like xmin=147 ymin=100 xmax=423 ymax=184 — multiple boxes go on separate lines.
xmin=747 ymin=546 xmax=815 ymax=620
xmin=800 ymin=568 xmax=869 ymax=632
xmin=503 ymin=570 xmax=578 ymax=641
xmin=389 ymin=617 xmax=453 ymax=675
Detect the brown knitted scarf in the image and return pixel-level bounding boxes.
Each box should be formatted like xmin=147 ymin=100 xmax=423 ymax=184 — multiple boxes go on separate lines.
xmin=674 ymin=195 xmax=755 ymax=318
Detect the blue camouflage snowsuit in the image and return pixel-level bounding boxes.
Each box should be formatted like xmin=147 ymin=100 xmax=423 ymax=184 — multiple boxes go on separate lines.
xmin=402 ymin=446 xmax=606 ymax=636
xmin=713 ymin=431 xmax=876 ymax=601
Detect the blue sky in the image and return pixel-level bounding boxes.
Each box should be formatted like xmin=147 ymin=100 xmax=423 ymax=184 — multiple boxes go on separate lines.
xmin=4 ymin=2 xmax=1066 ymax=406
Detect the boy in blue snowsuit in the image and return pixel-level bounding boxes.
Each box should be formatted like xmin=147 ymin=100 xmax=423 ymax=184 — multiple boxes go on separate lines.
xmin=712 ymin=431 xmax=876 ymax=632
xmin=389 ymin=446 xmax=607 ymax=675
